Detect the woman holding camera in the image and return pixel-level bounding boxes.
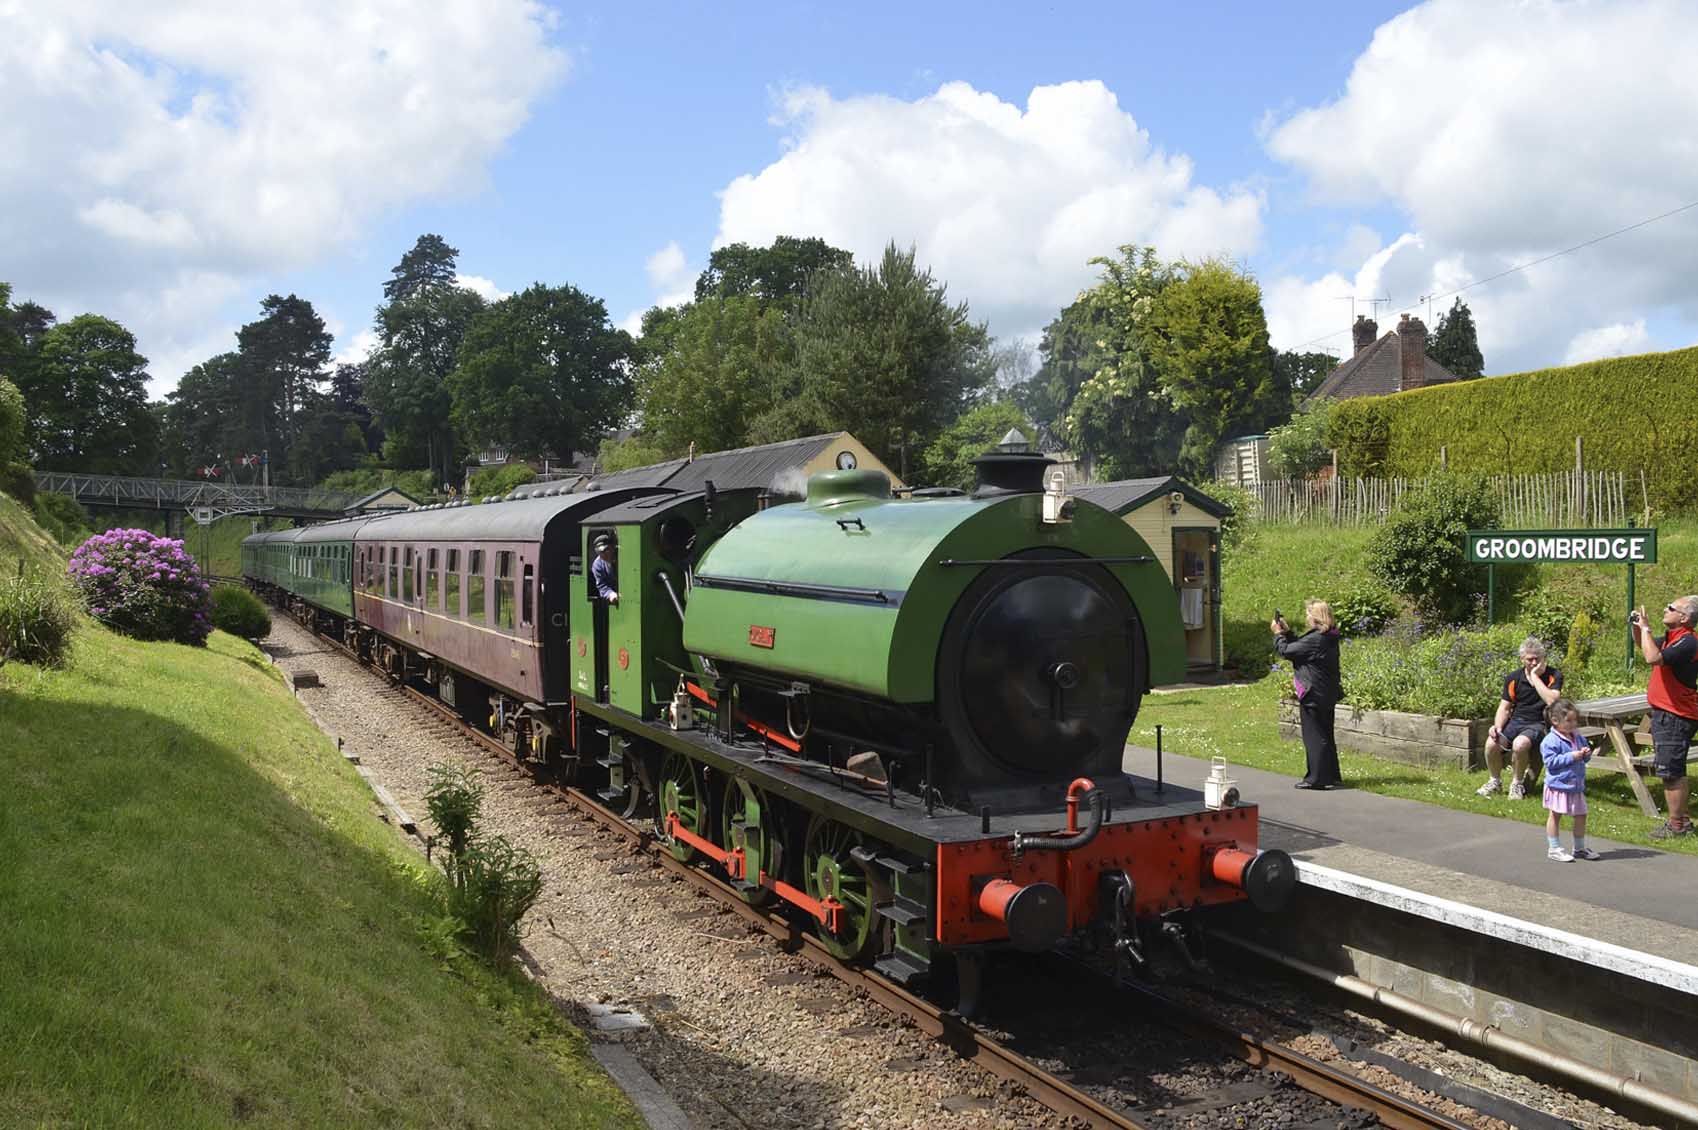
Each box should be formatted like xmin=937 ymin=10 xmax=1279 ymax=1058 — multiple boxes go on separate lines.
xmin=1273 ymin=599 xmax=1344 ymax=790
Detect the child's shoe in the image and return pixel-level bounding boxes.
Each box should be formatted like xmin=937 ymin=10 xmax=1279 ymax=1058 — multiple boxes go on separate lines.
xmin=1572 ymin=847 xmax=1602 ymax=861
xmin=1546 ymin=845 xmax=1574 ymax=862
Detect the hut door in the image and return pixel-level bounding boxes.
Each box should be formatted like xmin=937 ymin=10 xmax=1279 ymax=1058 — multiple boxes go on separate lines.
xmin=1172 ymin=528 xmax=1219 ymax=670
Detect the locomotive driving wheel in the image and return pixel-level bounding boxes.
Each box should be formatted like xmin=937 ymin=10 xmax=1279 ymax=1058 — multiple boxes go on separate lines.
xmin=719 ymin=778 xmax=784 ymax=905
xmin=656 ymin=752 xmax=706 ymax=862
xmin=802 ymin=815 xmax=875 ymax=960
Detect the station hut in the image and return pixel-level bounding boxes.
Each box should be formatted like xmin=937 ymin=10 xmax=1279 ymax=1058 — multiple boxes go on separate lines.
xmin=1073 ymin=477 xmax=1230 ymax=672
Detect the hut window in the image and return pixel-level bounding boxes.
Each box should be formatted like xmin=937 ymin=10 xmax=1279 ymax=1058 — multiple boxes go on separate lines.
xmin=521 ymin=563 xmax=534 ymax=627
xmin=467 ymin=550 xmax=486 ymax=623
xmin=495 ymin=551 xmax=515 ymax=632
xmin=446 ymin=549 xmax=461 ymax=617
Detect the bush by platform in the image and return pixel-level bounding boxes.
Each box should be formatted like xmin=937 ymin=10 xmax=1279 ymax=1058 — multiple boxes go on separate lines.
xmin=68 ymin=528 xmax=213 ymax=646
xmin=211 ymin=585 xmax=272 ymax=642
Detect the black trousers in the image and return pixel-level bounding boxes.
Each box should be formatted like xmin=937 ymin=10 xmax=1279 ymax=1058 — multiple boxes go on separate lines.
xmin=1298 ymin=697 xmax=1343 ymax=786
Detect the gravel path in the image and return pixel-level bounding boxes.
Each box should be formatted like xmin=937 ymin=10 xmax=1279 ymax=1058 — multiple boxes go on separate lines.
xmin=263 ymin=617 xmax=1063 ymax=1130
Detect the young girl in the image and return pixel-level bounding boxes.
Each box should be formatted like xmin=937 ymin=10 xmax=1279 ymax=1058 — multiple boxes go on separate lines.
xmin=1539 ymin=698 xmax=1598 ymax=862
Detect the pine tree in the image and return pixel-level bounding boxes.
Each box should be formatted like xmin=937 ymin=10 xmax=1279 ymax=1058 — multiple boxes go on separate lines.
xmin=1428 ymin=298 xmax=1484 ymax=380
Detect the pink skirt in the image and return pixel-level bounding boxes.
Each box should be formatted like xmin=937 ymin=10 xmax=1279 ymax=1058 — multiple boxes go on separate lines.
xmin=1544 ymin=785 xmax=1587 ymax=815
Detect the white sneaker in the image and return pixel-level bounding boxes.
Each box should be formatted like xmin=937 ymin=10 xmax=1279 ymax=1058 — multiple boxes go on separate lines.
xmin=1572 ymin=847 xmax=1602 ymax=861
xmin=1547 ymin=846 xmax=1574 ymax=862
xmin=1476 ymin=777 xmax=1502 ymax=797
xmin=1508 ymin=779 xmax=1527 ymax=800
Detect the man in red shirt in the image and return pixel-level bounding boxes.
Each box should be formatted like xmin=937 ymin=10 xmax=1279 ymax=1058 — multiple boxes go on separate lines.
xmin=1632 ymin=595 xmax=1698 ymax=839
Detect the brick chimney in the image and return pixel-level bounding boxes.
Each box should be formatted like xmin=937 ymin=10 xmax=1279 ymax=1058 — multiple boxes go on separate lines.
xmin=1397 ymin=314 xmax=1428 ymax=391
xmin=1352 ymin=315 xmax=1377 ymax=356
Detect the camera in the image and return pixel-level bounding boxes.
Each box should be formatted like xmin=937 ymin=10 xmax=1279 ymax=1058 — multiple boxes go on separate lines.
xmin=1630 ymin=610 xmax=1644 ymax=625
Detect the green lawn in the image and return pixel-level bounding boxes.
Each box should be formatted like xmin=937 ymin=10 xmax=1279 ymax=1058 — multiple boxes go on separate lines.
xmin=1133 ymin=683 xmax=1696 ymax=856
xmin=0 ymin=490 xmax=66 ymax=573
xmin=0 ymin=625 xmax=640 ymax=1129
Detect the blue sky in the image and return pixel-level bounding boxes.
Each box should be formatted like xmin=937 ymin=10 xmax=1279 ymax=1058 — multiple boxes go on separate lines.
xmin=5 ymin=1 xmax=1696 ymax=399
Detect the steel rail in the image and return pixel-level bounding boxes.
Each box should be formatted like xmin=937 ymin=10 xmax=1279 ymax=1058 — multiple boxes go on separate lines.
xmin=290 ymin=611 xmax=1470 ymax=1130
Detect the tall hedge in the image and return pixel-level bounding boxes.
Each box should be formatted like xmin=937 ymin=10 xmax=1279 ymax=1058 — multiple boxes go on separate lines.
xmin=1327 ymin=347 xmax=1698 ymax=511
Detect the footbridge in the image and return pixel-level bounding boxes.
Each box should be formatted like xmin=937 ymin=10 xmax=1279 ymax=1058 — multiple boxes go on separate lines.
xmin=34 ymin=471 xmax=364 ymax=529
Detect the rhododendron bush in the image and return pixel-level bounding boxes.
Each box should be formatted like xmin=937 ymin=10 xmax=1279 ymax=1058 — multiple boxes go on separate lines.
xmin=68 ymin=528 xmax=212 ymax=645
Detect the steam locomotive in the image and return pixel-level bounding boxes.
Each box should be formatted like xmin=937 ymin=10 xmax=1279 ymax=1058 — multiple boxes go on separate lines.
xmin=243 ymin=450 xmax=1293 ymax=995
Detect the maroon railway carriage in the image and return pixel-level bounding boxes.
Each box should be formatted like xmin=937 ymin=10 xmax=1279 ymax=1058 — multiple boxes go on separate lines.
xmin=351 ymin=488 xmax=669 ymax=758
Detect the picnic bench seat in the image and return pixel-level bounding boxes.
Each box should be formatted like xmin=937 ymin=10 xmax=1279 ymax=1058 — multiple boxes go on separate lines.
xmin=1573 ymin=694 xmax=1664 ymax=817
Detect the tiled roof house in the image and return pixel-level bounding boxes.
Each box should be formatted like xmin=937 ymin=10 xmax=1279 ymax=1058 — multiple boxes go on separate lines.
xmin=1307 ymin=314 xmax=1462 ymax=402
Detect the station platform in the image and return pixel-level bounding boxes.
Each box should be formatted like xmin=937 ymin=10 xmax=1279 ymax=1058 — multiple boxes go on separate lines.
xmin=1123 ymin=745 xmax=1698 ymax=1110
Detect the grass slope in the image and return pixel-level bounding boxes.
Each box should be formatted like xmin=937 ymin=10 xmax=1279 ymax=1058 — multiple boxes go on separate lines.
xmin=0 ymin=625 xmax=639 ymax=1129
xmin=0 ymin=490 xmax=66 ymax=574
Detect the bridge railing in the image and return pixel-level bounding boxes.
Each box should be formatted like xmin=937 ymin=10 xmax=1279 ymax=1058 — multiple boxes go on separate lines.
xmin=34 ymin=472 xmax=363 ymax=515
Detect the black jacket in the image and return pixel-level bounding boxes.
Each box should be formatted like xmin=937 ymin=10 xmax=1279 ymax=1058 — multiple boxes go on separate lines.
xmin=1276 ymin=628 xmax=1342 ymax=705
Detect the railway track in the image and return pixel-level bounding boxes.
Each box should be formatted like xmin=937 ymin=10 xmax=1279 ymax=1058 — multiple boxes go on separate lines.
xmin=293 ymin=616 xmax=1480 ymax=1130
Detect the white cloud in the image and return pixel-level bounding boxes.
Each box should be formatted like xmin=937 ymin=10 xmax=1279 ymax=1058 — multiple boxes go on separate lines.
xmin=714 ymin=80 xmax=1263 ymax=340
xmin=1564 ymin=321 xmax=1651 ymax=366
xmin=1263 ymin=0 xmax=1698 ymax=370
xmin=645 ymin=241 xmax=689 ymax=291
xmin=456 ymin=274 xmax=511 ymax=303
xmin=0 ymin=0 xmax=567 ymax=396
xmin=332 ymin=327 xmax=381 ymax=368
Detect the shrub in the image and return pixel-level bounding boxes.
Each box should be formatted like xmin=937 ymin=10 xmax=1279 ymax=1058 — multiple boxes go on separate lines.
xmin=1265 ymin=398 xmax=1336 ymax=479
xmin=424 ymin=764 xmax=485 ymax=858
xmin=1205 ymin=479 xmax=1259 ymax=553
xmin=210 ymin=585 xmax=271 ymax=641
xmin=31 ymin=492 xmax=91 ymax=548
xmin=0 ymin=460 xmax=35 ymax=508
xmin=1367 ymin=475 xmax=1511 ymax=624
xmin=1330 ymin=581 xmax=1400 ymax=637
xmin=467 ymin=463 xmax=537 ymax=499
xmin=0 ymin=568 xmax=78 ymax=668
xmin=445 ymin=834 xmax=544 ymax=964
xmin=67 ymin=528 xmax=212 ymax=645
xmin=0 ymin=377 xmax=24 ymax=466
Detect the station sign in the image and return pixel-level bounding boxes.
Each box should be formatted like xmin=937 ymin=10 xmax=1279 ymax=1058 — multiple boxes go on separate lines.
xmin=1465 ymin=528 xmax=1657 ymax=565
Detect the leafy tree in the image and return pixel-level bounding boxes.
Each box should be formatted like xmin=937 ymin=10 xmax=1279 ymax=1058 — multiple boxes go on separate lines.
xmin=1061 ymin=247 xmax=1188 ymax=480
xmin=1143 ymin=257 xmax=1284 ymax=477
xmin=0 ymin=377 xmax=25 ymax=467
xmin=329 ymin=360 xmax=382 ymax=452
xmin=693 ymin=236 xmax=853 ymax=305
xmin=447 ymin=284 xmax=634 ymax=464
xmin=769 ymin=243 xmax=995 ymax=474
xmin=596 ymin=433 xmax=675 ymax=474
xmin=235 ymin=294 xmax=332 ymax=454
xmin=1274 ymin=349 xmax=1340 ymax=404
xmin=284 ymin=390 xmax=369 ymax=484
xmin=25 ymin=315 xmax=158 ymax=473
xmin=636 ymin=295 xmax=793 ymax=458
xmin=384 ymin=234 xmax=461 ymax=303
xmin=364 ymin=284 xmax=484 ymax=481
xmin=1265 ymin=398 xmax=1337 ymax=479
xmin=919 ymin=400 xmax=1033 ymax=491
xmin=162 ymin=353 xmax=253 ymax=476
xmin=1428 ymin=297 xmax=1484 ymax=380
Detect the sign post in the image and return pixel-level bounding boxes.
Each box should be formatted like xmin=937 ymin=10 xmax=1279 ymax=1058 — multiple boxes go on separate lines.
xmin=1465 ymin=527 xmax=1657 ymax=670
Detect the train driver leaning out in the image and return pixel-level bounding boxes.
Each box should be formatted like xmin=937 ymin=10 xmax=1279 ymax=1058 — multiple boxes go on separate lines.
xmin=591 ymin=535 xmax=620 ymax=605
xmin=1477 ymin=637 xmax=1563 ymax=800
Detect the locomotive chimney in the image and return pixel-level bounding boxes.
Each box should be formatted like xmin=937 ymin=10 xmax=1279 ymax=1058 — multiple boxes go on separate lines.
xmin=971 ymin=450 xmax=1055 ymax=497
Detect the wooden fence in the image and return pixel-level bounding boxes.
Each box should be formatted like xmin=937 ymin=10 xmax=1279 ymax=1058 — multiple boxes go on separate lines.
xmin=1244 ymin=470 xmax=1637 ymax=527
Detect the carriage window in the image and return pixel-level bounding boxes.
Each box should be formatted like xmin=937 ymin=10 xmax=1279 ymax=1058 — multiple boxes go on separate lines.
xmin=402 ymin=547 xmax=414 ymax=603
xmin=467 ymin=550 xmax=485 ymax=623
xmin=388 ymin=546 xmax=399 ymax=597
xmin=445 ymin=549 xmax=461 ymax=617
xmin=521 ymin=563 xmax=534 ymax=627
xmin=427 ymin=548 xmax=439 ymax=610
xmin=495 ymin=551 xmax=515 ymax=632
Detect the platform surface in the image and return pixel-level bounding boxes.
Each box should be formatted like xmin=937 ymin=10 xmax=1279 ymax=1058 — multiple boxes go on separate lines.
xmin=1123 ymin=745 xmax=1698 ymax=958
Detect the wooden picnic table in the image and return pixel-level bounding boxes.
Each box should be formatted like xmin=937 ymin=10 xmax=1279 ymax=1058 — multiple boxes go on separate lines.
xmin=1574 ymin=693 xmax=1661 ymax=818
